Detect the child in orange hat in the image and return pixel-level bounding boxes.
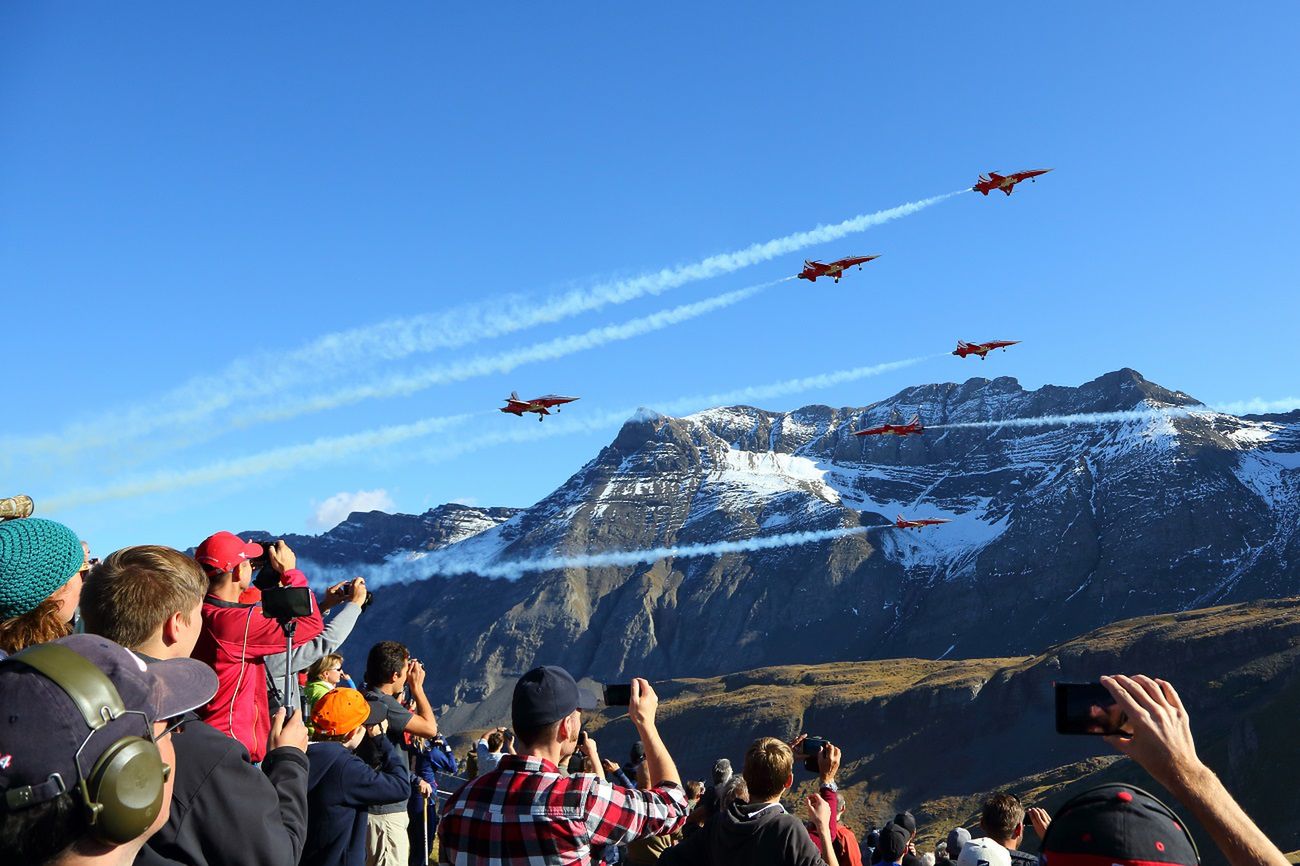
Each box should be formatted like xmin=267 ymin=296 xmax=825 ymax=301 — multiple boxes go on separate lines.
xmin=302 ymin=688 xmax=412 ymax=866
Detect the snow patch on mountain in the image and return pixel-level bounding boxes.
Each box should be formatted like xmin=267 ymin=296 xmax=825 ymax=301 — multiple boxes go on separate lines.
xmin=707 ymin=446 xmax=840 ymax=505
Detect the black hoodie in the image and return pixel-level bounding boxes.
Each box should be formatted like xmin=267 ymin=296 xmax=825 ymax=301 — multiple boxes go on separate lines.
xmin=661 ymin=800 xmax=830 ymax=866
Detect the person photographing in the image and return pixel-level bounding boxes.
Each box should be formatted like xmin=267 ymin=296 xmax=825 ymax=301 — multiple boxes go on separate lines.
xmin=190 ymin=532 xmax=323 ymax=762
xmin=439 ymin=668 xmax=689 ymax=864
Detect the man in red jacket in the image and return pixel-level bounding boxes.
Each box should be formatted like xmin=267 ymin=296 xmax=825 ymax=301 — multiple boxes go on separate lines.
xmin=191 ymin=532 xmax=323 ymax=762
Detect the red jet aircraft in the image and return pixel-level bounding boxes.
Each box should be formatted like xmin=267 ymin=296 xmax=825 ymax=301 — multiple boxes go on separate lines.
xmin=500 ymin=392 xmax=579 ymax=422
xmin=972 ymin=169 xmax=1052 ymax=196
xmin=952 ymin=339 xmax=1020 ymax=360
xmin=797 ymin=254 xmax=881 ymax=283
xmin=895 ymin=514 xmax=952 ymax=531
xmin=855 ymin=413 xmax=924 ymax=438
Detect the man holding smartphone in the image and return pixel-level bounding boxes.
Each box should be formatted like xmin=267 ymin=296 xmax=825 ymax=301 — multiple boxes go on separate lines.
xmin=439 ymin=666 xmax=689 ymax=864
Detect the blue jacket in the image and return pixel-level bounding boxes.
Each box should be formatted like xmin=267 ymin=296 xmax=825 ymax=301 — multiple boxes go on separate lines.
xmin=302 ymin=735 xmax=411 ymax=866
xmin=425 ymin=742 xmax=459 ymax=779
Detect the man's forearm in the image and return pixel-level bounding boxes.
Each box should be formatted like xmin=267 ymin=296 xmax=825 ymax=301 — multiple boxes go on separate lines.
xmin=1165 ymin=763 xmax=1288 ymax=866
xmin=817 ymin=824 xmax=839 ymax=866
xmin=638 ymin=721 xmax=681 ymax=787
xmin=412 ymin=684 xmax=438 ymax=728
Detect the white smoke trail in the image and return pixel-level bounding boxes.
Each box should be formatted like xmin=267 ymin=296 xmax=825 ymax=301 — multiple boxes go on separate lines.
xmin=650 ymin=354 xmax=945 ymax=414
xmin=1201 ymin=397 xmax=1300 ymax=415
xmin=40 ymin=351 xmax=930 ymax=510
xmin=4 ymin=190 xmax=960 ymax=459
xmin=408 ymin=354 xmax=939 ymax=464
xmin=41 ymin=413 xmax=476 ymax=512
xmin=324 ymin=523 xmax=892 ymax=585
xmin=236 ymin=281 xmax=775 ymax=426
xmin=929 ymin=406 xmax=1203 ymax=430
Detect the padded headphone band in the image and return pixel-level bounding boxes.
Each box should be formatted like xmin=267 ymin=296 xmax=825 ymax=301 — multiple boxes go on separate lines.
xmin=6 ymin=643 xmax=128 ymax=731
xmin=1 ymin=642 xmax=166 ymax=845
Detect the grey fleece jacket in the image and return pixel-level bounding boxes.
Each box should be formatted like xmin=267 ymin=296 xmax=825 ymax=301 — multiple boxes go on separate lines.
xmin=264 ymin=601 xmax=362 ymax=714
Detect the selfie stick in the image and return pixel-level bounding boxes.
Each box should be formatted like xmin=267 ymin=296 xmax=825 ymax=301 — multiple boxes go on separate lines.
xmin=280 ymin=619 xmax=296 ymax=716
xmin=423 ymin=794 xmax=430 ymax=862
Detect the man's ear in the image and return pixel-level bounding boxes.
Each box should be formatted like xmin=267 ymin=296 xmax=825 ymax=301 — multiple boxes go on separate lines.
xmin=557 ymin=712 xmax=577 ymax=743
xmin=161 ymin=610 xmax=186 ymax=645
xmin=784 ymin=771 xmax=794 ymax=791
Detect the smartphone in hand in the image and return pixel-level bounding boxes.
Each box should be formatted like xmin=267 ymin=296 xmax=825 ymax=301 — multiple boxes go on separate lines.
xmin=603 ymin=683 xmax=633 ymax=706
xmin=1054 ymin=682 xmax=1129 ymax=735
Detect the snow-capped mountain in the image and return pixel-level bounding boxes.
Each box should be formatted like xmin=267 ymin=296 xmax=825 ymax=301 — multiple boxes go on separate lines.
xmin=243 ymin=502 xmax=520 ymax=565
xmin=320 ymin=369 xmax=1300 ymax=706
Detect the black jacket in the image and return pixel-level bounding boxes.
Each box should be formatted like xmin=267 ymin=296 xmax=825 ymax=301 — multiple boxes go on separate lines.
xmin=137 ymin=715 xmax=309 ymax=866
xmin=661 ymin=801 xmax=829 ymax=866
xmin=302 ymin=735 xmax=412 ymax=866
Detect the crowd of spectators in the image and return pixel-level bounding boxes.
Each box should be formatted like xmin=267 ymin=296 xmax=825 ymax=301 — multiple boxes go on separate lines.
xmin=0 ymin=514 xmax=1294 ymax=866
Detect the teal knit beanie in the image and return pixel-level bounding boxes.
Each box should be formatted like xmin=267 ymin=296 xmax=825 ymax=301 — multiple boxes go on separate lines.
xmin=0 ymin=518 xmax=85 ymax=620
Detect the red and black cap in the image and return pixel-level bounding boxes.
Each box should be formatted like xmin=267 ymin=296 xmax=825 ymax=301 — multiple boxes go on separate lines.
xmin=1041 ymin=784 xmax=1199 ymax=866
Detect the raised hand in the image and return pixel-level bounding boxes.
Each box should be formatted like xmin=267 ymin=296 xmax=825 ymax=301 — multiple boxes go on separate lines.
xmin=628 ymin=677 xmax=659 ymax=730
xmin=267 ymin=540 xmax=297 ymax=574
xmin=1027 ymin=807 xmax=1051 ymax=839
xmin=1101 ymin=675 xmax=1201 ymax=790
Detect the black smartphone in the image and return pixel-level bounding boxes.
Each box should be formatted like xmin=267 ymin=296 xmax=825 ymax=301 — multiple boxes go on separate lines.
xmin=801 ymin=736 xmax=829 ymax=772
xmin=1054 ymin=682 xmax=1128 ymax=735
xmin=577 ymin=730 xmax=588 ymax=747
xmin=260 ymin=585 xmax=314 ymax=621
xmin=603 ymin=684 xmax=632 ymax=706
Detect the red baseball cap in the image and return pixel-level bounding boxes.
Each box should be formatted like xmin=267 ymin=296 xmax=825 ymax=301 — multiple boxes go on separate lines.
xmin=194 ymin=531 xmax=263 ymax=574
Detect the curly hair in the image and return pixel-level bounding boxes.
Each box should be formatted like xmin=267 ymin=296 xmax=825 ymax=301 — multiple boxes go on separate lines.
xmin=0 ymin=595 xmax=72 ymax=654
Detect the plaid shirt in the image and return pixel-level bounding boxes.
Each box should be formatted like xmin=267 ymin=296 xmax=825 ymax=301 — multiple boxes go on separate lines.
xmin=439 ymin=754 xmax=688 ymax=865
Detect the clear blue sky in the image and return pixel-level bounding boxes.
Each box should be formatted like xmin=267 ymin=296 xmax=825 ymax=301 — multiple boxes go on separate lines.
xmin=4 ymin=3 xmax=1298 ymax=554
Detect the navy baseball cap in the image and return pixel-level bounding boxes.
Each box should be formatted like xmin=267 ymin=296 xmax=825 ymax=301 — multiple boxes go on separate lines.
xmin=1042 ymin=784 xmax=1199 ymax=866
xmin=877 ymin=822 xmax=911 ymax=863
xmin=894 ymin=810 xmax=917 ymax=835
xmin=511 ymin=665 xmax=598 ymax=731
xmin=0 ymin=634 xmax=217 ymax=809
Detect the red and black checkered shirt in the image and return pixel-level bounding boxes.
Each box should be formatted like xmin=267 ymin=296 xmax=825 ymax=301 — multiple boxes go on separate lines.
xmin=438 ymin=754 xmax=688 ymax=865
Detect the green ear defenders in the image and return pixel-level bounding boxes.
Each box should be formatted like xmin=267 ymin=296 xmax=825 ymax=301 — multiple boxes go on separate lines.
xmin=6 ymin=643 xmax=169 ymax=844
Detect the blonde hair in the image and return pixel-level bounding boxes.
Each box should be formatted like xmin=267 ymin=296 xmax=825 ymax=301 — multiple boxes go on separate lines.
xmin=742 ymin=737 xmax=792 ymax=801
xmin=308 ymin=653 xmax=345 ymax=682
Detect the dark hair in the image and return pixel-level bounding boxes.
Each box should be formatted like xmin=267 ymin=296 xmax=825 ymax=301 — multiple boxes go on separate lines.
xmin=513 ymin=718 xmax=561 ymax=749
xmin=486 ymin=731 xmax=505 ymax=751
xmin=981 ymin=792 xmax=1025 ymax=843
xmin=364 ymin=640 xmax=409 ymax=686
xmin=0 ymin=792 xmax=85 ymax=865
xmin=685 ymin=780 xmax=705 ymax=801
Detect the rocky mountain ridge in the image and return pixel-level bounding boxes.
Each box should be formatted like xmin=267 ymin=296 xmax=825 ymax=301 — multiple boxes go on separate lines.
xmin=282 ymin=368 xmax=1300 ymax=706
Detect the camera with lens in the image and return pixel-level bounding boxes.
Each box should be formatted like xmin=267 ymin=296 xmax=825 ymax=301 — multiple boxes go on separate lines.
xmin=342 ymin=579 xmax=377 ymax=612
